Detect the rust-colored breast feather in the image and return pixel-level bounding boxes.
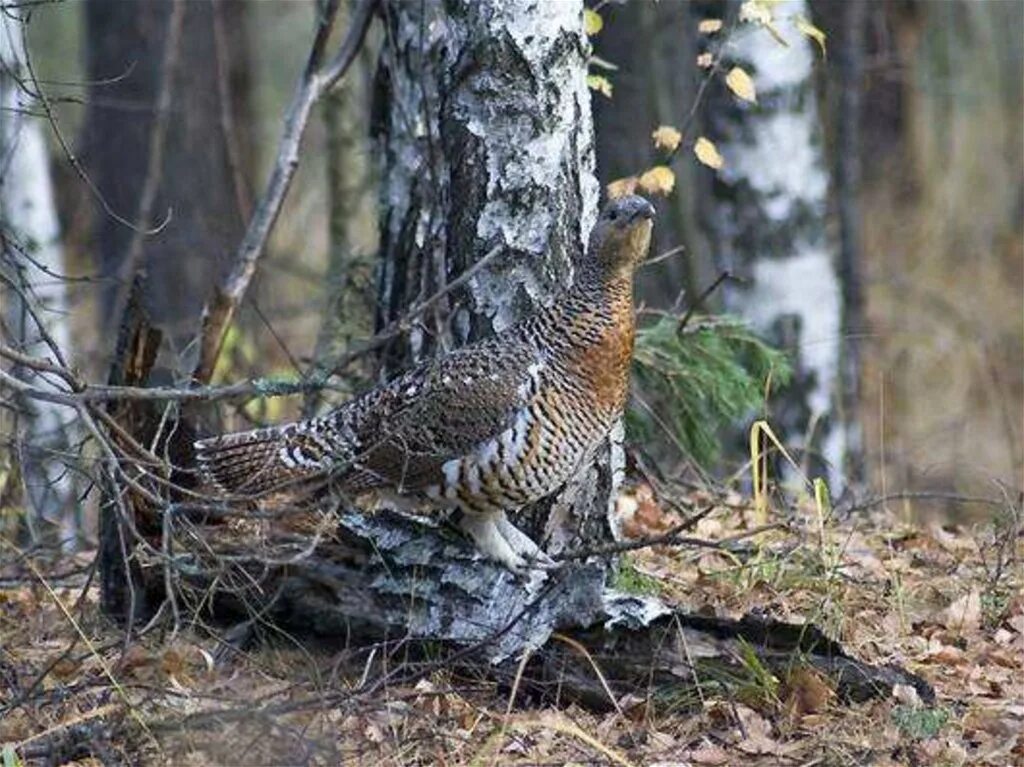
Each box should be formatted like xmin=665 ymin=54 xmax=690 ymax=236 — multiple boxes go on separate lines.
xmin=569 ymin=291 xmax=635 ymax=417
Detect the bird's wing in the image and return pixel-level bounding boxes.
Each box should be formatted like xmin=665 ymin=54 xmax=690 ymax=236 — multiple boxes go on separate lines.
xmin=337 ymin=337 xmax=544 ymax=491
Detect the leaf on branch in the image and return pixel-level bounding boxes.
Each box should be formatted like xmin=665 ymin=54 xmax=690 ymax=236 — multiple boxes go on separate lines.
xmin=698 ymin=18 xmax=723 ymax=34
xmin=738 ymin=0 xmax=790 ymax=47
xmin=587 ymin=74 xmax=613 ymax=98
xmin=739 ymin=0 xmax=773 ymax=25
xmin=725 ymin=66 xmax=757 ymax=103
xmin=652 ymin=125 xmax=683 ymax=152
xmin=607 ymin=176 xmax=638 ymax=199
xmin=584 ymin=8 xmax=604 ymax=36
xmin=693 ymin=137 xmax=724 ymax=170
xmin=795 ymin=14 xmax=827 ymax=57
xmin=696 ymin=52 xmax=714 ymax=69
xmin=638 ymin=166 xmax=676 ymax=196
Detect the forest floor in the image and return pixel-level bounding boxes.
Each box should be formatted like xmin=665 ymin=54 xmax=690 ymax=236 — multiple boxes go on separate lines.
xmin=1 ymin=488 xmax=1021 ymax=767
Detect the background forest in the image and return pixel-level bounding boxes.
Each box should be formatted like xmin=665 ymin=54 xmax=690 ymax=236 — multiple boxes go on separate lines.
xmin=1 ymin=1 xmax=1022 ymax=765
xmin=5 ymin=0 xmax=1022 ymax=531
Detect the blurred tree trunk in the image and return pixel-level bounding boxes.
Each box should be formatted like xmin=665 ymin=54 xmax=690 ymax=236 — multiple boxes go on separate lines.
xmin=591 ymin=0 xmax=716 ymax=309
xmin=827 ymin=0 xmax=867 ymax=484
xmin=0 ymin=9 xmax=78 ymax=546
xmin=308 ymin=31 xmax=378 ymax=414
xmin=697 ymin=0 xmax=851 ymax=492
xmin=83 ymin=0 xmax=252 ymax=365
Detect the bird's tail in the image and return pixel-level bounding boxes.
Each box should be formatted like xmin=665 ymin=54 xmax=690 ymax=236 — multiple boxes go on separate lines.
xmin=194 ymin=422 xmax=335 ymax=497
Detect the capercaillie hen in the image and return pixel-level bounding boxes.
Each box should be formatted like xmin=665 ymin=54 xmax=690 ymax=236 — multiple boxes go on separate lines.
xmin=195 ymin=195 xmax=655 ymax=573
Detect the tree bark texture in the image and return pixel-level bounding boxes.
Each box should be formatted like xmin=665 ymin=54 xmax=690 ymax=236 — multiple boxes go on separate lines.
xmin=697 ymin=0 xmax=849 ymax=492
xmin=372 ymin=0 xmax=599 ymax=368
xmin=83 ymin=0 xmax=252 ymax=360
xmin=0 ymin=9 xmax=78 ymax=543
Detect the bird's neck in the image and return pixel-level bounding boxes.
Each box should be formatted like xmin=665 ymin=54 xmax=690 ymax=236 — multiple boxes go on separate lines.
xmin=543 ymin=264 xmax=636 ymax=415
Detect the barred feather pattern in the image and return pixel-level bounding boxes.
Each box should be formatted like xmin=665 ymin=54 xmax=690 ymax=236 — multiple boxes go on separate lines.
xmin=194 ymin=195 xmax=656 ymax=568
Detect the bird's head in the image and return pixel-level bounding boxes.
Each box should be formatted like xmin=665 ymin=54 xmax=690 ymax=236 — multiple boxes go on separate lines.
xmin=587 ymin=195 xmax=656 ymax=279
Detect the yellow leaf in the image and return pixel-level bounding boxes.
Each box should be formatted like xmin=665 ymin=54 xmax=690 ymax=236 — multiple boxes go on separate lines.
xmin=795 ymin=14 xmax=827 ymax=57
xmin=693 ymin=137 xmax=724 ymax=170
xmin=738 ymin=0 xmax=790 ymax=46
xmin=651 ymin=125 xmax=682 ymax=152
xmin=725 ymin=66 xmax=757 ymax=103
xmin=697 ymin=18 xmax=723 ymax=34
xmin=738 ymin=0 xmax=772 ymax=25
xmin=638 ymin=166 xmax=675 ymax=196
xmin=584 ymin=8 xmax=603 ymax=36
xmin=696 ymin=52 xmax=714 ymax=69
xmin=606 ymin=176 xmax=638 ymax=199
xmin=587 ymin=74 xmax=613 ymax=98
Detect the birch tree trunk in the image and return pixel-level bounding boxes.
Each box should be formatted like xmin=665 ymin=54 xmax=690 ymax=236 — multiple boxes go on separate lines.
xmin=373 ymin=0 xmax=621 ymax=544
xmin=699 ymin=0 xmax=850 ymax=492
xmin=373 ymin=0 xmax=599 ymax=367
xmin=158 ymin=0 xmax=633 ymax=661
xmin=0 ymin=9 xmax=78 ymax=546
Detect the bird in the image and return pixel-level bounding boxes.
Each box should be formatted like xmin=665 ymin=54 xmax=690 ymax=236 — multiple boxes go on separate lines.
xmin=194 ymin=194 xmax=656 ymax=574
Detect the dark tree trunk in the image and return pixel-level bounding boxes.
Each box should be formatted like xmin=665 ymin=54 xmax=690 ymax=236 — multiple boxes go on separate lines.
xmin=83 ymin=0 xmax=252 ymax=362
xmin=591 ymin=0 xmax=718 ymax=309
xmin=829 ymin=0 xmax=867 ymax=485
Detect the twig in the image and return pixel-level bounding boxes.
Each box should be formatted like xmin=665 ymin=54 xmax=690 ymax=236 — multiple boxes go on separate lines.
xmin=555 ymin=504 xmax=717 ymax=562
xmin=192 ymin=0 xmax=376 ymax=384
xmin=676 ymin=270 xmax=737 ymax=334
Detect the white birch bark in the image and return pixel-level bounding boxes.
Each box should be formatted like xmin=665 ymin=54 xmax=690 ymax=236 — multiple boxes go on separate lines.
xmin=375 ymin=0 xmax=599 ymax=359
xmin=311 ymin=0 xmax=636 ymax=659
xmin=0 ymin=10 xmax=77 ymax=542
xmin=705 ymin=0 xmax=848 ymax=491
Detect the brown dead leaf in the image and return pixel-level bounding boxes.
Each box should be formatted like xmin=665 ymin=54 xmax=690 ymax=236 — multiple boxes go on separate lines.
xmin=688 ymin=741 xmax=730 ymax=765
xmin=782 ymin=667 xmax=834 ymax=721
xmin=924 ymin=642 xmax=966 ymax=665
xmin=733 ymin=704 xmax=777 ymax=754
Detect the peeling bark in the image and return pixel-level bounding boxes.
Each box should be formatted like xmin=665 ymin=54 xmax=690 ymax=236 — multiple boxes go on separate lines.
xmin=373 ymin=0 xmax=599 ymax=366
xmin=353 ymin=0 xmax=617 ymax=657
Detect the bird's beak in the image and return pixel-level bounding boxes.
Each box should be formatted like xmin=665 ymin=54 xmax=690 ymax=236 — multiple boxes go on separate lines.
xmin=631 ymin=200 xmax=656 ymax=223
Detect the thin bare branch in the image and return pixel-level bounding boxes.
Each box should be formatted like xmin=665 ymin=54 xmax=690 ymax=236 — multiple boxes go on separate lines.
xmin=192 ymin=0 xmax=376 ymax=384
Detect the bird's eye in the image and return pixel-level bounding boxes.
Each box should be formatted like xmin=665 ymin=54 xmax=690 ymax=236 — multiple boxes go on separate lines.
xmin=608 ymin=210 xmax=619 ymax=222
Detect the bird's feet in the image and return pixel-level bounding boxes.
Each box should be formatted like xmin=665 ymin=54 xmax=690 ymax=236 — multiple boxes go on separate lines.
xmin=458 ymin=510 xmax=558 ymax=577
